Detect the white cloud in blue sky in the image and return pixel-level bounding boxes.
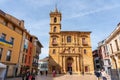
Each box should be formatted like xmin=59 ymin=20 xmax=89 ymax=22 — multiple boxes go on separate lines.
xmin=0 ymin=0 xmax=120 ymax=59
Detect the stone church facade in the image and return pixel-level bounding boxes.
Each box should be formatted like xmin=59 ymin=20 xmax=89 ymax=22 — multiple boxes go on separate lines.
xmin=48 ymin=8 xmax=94 ymax=74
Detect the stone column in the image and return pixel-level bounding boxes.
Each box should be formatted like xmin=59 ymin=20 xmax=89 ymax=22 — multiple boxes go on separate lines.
xmin=80 ymin=57 xmax=83 ymax=74
xmin=62 ymin=56 xmax=63 ymax=72
xmin=63 ymin=56 xmax=66 ymax=73
xmin=62 ymin=35 xmax=64 ymax=44
xmin=76 ymin=56 xmax=78 ymax=71
xmin=73 ymin=35 xmax=75 ymax=44
xmin=60 ymin=56 xmax=62 ymax=72
xmin=77 ymin=56 xmax=80 ymax=73
xmin=75 ymin=35 xmax=77 ymax=45
xmin=74 ymin=57 xmax=76 ymax=72
xmin=64 ymin=35 xmax=66 ymax=44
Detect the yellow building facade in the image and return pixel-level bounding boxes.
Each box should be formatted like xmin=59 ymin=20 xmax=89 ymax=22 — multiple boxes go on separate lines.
xmin=0 ymin=10 xmax=24 ymax=77
xmin=0 ymin=10 xmax=43 ymax=77
xmin=48 ymin=9 xmax=94 ymax=74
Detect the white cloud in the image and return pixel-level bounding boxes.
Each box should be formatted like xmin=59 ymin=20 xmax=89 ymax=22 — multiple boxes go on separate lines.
xmin=39 ymin=48 xmax=49 ymax=59
xmin=29 ymin=19 xmax=49 ymax=29
xmin=25 ymin=19 xmax=49 ymax=37
xmin=24 ymin=0 xmax=51 ymax=8
xmin=69 ymin=4 xmax=120 ymax=19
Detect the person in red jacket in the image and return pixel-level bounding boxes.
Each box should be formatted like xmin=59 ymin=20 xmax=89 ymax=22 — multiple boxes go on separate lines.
xmin=52 ymin=70 xmax=56 ymax=77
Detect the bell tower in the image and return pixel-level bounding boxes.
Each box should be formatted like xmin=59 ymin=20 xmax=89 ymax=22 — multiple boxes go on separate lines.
xmin=48 ymin=7 xmax=94 ymax=74
xmin=49 ymin=7 xmax=62 ymax=33
xmin=49 ymin=7 xmax=62 ymax=73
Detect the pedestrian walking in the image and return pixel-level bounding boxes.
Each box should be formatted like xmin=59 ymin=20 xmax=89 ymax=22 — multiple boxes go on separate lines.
xmin=52 ymin=70 xmax=56 ymax=77
xmin=32 ymin=74 xmax=35 ymax=80
xmin=101 ymin=69 xmax=107 ymax=80
xmin=31 ymin=70 xmax=36 ymax=80
xmin=29 ymin=75 xmax=32 ymax=80
xmin=22 ymin=70 xmax=25 ymax=80
xmin=26 ymin=69 xmax=30 ymax=80
xmin=69 ymin=67 xmax=72 ymax=75
xmin=95 ymin=70 xmax=101 ymax=80
xmin=45 ymin=70 xmax=48 ymax=76
xmin=40 ymin=71 xmax=42 ymax=76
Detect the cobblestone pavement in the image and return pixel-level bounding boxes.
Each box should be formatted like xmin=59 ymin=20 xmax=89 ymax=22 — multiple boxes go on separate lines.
xmin=6 ymin=74 xmax=111 ymax=80
xmin=36 ymin=74 xmax=97 ymax=80
xmin=6 ymin=77 xmax=22 ymax=80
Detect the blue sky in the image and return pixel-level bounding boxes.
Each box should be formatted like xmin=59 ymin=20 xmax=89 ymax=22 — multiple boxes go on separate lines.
xmin=0 ymin=0 xmax=120 ymax=59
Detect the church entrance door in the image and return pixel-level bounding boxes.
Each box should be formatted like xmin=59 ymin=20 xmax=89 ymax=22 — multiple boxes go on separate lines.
xmin=66 ymin=57 xmax=73 ymax=74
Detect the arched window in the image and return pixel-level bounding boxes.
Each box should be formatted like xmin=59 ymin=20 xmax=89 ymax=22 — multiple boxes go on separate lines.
xmin=62 ymin=38 xmax=63 ymax=43
xmin=53 ymin=49 xmax=56 ymax=54
xmin=54 ymin=17 xmax=57 ymax=23
xmin=67 ymin=36 xmax=71 ymax=43
xmin=82 ymin=38 xmax=88 ymax=46
xmin=52 ymin=38 xmax=56 ymax=43
xmin=85 ymin=66 xmax=89 ymax=72
xmin=84 ymin=49 xmax=87 ymax=54
xmin=82 ymin=38 xmax=85 ymax=43
xmin=53 ymin=26 xmax=56 ymax=32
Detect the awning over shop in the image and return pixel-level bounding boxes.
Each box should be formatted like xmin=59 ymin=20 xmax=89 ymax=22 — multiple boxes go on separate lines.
xmin=0 ymin=63 xmax=6 ymax=68
xmin=0 ymin=63 xmax=6 ymax=80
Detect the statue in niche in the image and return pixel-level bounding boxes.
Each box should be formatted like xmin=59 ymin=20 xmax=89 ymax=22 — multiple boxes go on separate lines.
xmin=72 ymin=48 xmax=75 ymax=53
xmin=68 ymin=47 xmax=70 ymax=53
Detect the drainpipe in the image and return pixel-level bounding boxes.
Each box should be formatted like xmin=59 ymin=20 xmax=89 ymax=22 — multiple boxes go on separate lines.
xmin=16 ymin=31 xmax=25 ymax=77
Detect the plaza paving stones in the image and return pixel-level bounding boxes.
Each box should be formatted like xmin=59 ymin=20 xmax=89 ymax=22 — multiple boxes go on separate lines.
xmin=6 ymin=74 xmax=112 ymax=80
xmin=36 ymin=74 xmax=97 ymax=80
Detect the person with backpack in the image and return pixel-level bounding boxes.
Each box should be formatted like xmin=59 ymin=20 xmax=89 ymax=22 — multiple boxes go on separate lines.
xmin=26 ymin=69 xmax=30 ymax=80
xmin=21 ymin=70 xmax=25 ymax=80
xmin=101 ymin=69 xmax=107 ymax=80
xmin=95 ymin=70 xmax=101 ymax=80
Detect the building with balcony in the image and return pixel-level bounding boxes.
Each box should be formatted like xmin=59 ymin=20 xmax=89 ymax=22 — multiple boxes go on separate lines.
xmin=17 ymin=26 xmax=43 ymax=77
xmin=31 ymin=36 xmax=43 ymax=74
xmin=95 ymin=23 xmax=120 ymax=80
xmin=92 ymin=49 xmax=102 ymax=71
xmin=98 ymin=40 xmax=111 ymax=75
xmin=105 ymin=23 xmax=120 ymax=80
xmin=38 ymin=57 xmax=49 ymax=74
xmin=0 ymin=9 xmax=43 ymax=77
xmin=0 ymin=9 xmax=24 ymax=77
xmin=48 ymin=8 xmax=94 ymax=74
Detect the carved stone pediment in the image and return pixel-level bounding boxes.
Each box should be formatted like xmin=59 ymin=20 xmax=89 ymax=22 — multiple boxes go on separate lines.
xmin=61 ymin=47 xmax=75 ymax=53
xmin=80 ymin=35 xmax=88 ymax=37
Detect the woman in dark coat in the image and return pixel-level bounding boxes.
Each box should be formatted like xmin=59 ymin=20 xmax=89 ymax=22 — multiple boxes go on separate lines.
xmin=26 ymin=70 xmax=30 ymax=80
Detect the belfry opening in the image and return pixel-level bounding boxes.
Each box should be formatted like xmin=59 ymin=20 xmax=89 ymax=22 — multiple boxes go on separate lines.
xmin=66 ymin=57 xmax=73 ymax=73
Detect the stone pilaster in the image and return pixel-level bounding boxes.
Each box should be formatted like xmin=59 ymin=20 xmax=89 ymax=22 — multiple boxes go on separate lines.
xmin=63 ymin=56 xmax=66 ymax=73
xmin=74 ymin=57 xmax=76 ymax=72
xmin=77 ymin=56 xmax=80 ymax=73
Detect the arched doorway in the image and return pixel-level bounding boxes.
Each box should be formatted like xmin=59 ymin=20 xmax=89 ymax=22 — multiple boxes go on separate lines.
xmin=66 ymin=57 xmax=74 ymax=73
xmin=111 ymin=56 xmax=119 ymax=80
